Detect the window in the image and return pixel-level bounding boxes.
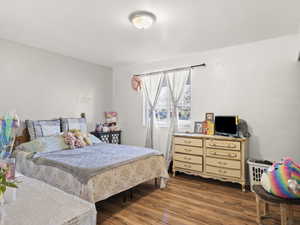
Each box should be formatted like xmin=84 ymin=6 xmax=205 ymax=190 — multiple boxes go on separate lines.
xmin=177 ymin=76 xmax=191 ymax=128
xmin=143 ymin=76 xmax=191 ymax=129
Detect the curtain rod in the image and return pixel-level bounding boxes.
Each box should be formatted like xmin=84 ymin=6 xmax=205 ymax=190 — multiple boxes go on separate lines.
xmin=135 ymin=63 xmax=206 ymax=77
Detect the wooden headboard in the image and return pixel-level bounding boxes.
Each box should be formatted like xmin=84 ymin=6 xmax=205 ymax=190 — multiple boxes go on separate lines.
xmin=14 ymin=113 xmax=87 ymax=148
xmin=14 ymin=128 xmax=30 ymax=147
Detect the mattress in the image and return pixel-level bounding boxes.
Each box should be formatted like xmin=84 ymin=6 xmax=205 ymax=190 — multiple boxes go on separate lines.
xmin=1 ymin=175 xmax=96 ymax=225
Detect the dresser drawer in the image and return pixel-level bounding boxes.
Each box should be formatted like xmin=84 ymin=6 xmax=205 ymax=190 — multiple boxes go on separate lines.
xmin=174 ymin=137 xmax=203 ymax=147
xmin=174 ymin=153 xmax=203 ymax=164
xmin=206 ymin=139 xmax=241 ymax=151
xmin=206 ymin=165 xmax=240 ymax=178
xmin=206 ymin=157 xmax=241 ymax=170
xmin=206 ymin=148 xmax=241 ymax=160
xmin=174 ymin=161 xmax=203 ymax=172
xmin=174 ymin=145 xmax=203 ymax=156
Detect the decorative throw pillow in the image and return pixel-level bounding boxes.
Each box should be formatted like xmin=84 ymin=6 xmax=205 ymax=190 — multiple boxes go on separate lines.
xmin=16 ymin=135 xmax=69 ymax=153
xmin=60 ymin=118 xmax=88 ymax=134
xmin=38 ymin=135 xmax=69 ymax=152
xmin=26 ymin=119 xmax=61 ymax=140
xmin=88 ymin=134 xmax=103 ymax=145
xmin=16 ymin=139 xmax=45 ymax=153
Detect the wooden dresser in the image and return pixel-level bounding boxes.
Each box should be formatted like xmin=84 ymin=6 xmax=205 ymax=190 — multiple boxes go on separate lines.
xmin=172 ymin=133 xmax=248 ymax=191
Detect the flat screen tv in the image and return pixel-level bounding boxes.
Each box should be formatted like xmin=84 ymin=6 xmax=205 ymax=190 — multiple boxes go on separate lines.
xmin=214 ymin=116 xmax=238 ymax=136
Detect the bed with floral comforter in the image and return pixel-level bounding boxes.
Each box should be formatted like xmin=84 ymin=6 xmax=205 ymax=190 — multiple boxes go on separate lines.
xmin=15 ymin=141 xmax=169 ymax=203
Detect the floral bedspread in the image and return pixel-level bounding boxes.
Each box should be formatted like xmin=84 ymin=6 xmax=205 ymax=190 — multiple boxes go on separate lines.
xmin=31 ymin=143 xmax=163 ymax=184
xmin=16 ymin=150 xmax=169 ymax=203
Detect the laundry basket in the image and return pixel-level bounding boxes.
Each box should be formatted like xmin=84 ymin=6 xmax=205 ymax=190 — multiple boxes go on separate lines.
xmin=247 ymin=159 xmax=273 ymax=192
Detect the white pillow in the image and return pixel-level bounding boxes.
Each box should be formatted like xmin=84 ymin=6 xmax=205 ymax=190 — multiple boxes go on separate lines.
xmin=89 ymin=134 xmax=103 ymax=145
xmin=16 ymin=135 xmax=69 ymax=153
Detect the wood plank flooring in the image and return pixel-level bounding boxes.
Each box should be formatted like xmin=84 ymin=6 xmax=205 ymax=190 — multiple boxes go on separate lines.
xmin=96 ymin=174 xmax=300 ymax=225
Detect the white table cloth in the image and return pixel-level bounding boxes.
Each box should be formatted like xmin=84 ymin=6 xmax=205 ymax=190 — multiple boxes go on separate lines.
xmin=0 ymin=175 xmax=97 ymax=225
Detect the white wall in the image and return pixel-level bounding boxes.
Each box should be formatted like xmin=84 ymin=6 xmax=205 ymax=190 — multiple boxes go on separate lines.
xmin=0 ymin=39 xmax=112 ymax=131
xmin=113 ymin=34 xmax=300 ymax=161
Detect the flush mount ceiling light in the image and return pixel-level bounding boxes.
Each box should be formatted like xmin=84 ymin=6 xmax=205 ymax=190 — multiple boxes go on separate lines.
xmin=129 ymin=11 xmax=156 ymax=29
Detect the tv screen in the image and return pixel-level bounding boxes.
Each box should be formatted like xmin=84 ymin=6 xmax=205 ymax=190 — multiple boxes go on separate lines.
xmin=215 ymin=116 xmax=237 ymax=135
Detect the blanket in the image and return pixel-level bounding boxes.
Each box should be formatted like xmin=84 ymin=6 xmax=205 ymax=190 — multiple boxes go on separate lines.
xmin=29 ymin=143 xmax=162 ymax=184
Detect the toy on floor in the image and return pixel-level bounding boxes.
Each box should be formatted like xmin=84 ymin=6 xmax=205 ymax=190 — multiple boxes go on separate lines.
xmin=261 ymin=157 xmax=300 ymax=199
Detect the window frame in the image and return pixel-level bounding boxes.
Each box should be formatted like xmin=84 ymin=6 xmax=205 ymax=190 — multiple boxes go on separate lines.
xmin=142 ymin=76 xmax=191 ymax=129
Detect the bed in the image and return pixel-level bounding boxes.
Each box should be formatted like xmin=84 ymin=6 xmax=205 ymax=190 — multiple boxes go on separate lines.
xmin=15 ymin=116 xmax=169 ymax=203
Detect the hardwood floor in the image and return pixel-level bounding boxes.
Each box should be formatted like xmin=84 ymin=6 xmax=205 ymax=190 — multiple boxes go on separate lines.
xmin=96 ymin=174 xmax=300 ymax=225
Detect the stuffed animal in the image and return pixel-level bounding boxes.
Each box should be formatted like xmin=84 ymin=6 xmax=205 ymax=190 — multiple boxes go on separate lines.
xmin=62 ymin=132 xmax=76 ymax=149
xmin=71 ymin=130 xmax=87 ymax=148
xmin=289 ymin=179 xmax=300 ymax=194
xmin=261 ymin=157 xmax=300 ymax=199
xmin=63 ymin=130 xmax=94 ymax=149
xmin=84 ymin=135 xmax=92 ymax=146
xmin=95 ymin=123 xmax=103 ymax=132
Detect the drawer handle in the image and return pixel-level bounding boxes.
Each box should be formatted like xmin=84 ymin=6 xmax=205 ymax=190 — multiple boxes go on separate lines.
xmin=225 ymin=153 xmax=237 ymax=158
xmin=183 ymin=140 xmax=192 ymax=144
xmin=184 ymin=149 xmax=192 ymax=152
xmin=209 ymin=151 xmax=237 ymax=158
xmin=218 ymin=169 xmax=227 ymax=174
xmin=217 ymin=161 xmax=227 ymax=166
xmin=210 ymin=142 xmax=236 ymax=148
xmin=184 ymin=156 xmax=192 ymax=160
xmin=230 ymin=153 xmax=237 ymax=158
xmin=183 ymin=164 xmax=191 ymax=168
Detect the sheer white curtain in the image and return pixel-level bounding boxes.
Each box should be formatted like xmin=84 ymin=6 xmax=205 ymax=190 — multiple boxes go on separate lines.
xmin=141 ymin=72 xmax=165 ymax=148
xmin=165 ymin=68 xmax=191 ymax=165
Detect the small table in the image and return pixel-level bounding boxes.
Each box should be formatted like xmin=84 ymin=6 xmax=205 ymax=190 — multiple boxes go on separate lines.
xmin=253 ymin=185 xmax=300 ymax=225
xmin=1 ymin=175 xmax=97 ymax=225
xmin=91 ymin=130 xmax=121 ymax=144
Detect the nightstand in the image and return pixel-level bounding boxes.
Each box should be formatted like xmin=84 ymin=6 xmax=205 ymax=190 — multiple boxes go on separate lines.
xmin=91 ymin=130 xmax=121 ymax=144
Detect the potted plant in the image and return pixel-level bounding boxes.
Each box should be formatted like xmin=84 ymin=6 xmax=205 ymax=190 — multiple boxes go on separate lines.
xmin=0 ymin=167 xmax=17 ymax=201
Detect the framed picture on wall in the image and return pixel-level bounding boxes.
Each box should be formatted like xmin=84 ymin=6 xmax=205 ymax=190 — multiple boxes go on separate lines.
xmin=194 ymin=121 xmax=203 ymax=133
xmin=205 ymin=112 xmax=214 ymax=121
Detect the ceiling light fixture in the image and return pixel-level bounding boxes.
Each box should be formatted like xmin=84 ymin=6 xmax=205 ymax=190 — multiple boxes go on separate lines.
xmin=129 ymin=11 xmax=156 ymax=29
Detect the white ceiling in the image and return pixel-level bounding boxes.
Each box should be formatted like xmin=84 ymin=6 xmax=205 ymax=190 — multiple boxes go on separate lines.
xmin=0 ymin=0 xmax=299 ymax=67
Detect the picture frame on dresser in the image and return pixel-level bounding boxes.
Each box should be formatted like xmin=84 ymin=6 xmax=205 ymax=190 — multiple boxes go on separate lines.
xmin=205 ymin=112 xmax=214 ymax=121
xmin=194 ymin=121 xmax=203 ymax=133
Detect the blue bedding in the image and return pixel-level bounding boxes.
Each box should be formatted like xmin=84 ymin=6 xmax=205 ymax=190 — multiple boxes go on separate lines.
xmin=31 ymin=143 xmax=162 ymax=184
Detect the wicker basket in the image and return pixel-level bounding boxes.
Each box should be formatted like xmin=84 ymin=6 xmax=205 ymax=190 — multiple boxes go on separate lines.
xmin=247 ymin=159 xmax=272 ymax=192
